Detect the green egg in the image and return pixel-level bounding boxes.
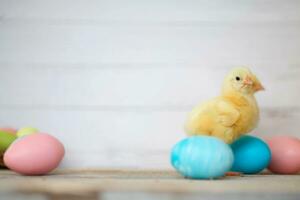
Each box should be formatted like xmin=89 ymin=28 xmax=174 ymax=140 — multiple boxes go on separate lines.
xmin=17 ymin=127 xmax=39 ymax=138
xmin=0 ymin=131 xmax=17 ymax=153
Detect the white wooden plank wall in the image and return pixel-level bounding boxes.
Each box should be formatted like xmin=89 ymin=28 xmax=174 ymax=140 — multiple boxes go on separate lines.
xmin=0 ymin=0 xmax=299 ymax=168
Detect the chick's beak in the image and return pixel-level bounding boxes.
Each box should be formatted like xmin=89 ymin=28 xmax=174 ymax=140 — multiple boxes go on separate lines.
xmin=243 ymin=75 xmax=265 ymax=91
xmin=254 ymin=83 xmax=265 ymax=91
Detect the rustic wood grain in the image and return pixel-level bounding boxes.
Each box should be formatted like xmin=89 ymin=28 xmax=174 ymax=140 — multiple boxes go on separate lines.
xmin=0 ymin=169 xmax=299 ymax=200
xmin=1 ymin=0 xmax=300 ymax=22
xmin=0 ymin=66 xmax=299 ymax=108
xmin=1 ymin=23 xmax=299 ymax=63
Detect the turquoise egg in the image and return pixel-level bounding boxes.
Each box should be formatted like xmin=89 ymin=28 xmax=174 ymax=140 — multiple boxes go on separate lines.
xmin=170 ymin=136 xmax=234 ymax=179
xmin=231 ymin=135 xmax=271 ymax=174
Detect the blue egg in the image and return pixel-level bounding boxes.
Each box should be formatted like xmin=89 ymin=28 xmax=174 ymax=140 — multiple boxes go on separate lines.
xmin=231 ymin=135 xmax=271 ymax=174
xmin=171 ymin=136 xmax=234 ymax=179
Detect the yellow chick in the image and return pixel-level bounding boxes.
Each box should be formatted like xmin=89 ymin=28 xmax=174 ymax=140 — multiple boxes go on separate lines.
xmin=185 ymin=68 xmax=264 ymax=144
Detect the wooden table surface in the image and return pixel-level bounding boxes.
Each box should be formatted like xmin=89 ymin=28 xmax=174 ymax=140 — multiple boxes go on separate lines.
xmin=0 ymin=169 xmax=299 ymax=200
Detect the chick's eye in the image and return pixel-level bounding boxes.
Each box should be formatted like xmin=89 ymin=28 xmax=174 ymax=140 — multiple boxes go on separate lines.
xmin=235 ymin=76 xmax=241 ymax=81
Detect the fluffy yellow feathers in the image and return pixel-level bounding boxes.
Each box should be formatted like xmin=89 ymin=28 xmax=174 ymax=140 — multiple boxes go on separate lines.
xmin=185 ymin=68 xmax=264 ymax=144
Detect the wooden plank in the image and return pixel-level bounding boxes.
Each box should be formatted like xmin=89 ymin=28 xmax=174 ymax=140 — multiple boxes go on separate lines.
xmin=48 ymin=194 xmax=98 ymax=200
xmin=0 ymin=169 xmax=299 ymax=199
xmin=0 ymin=66 xmax=299 ymax=108
xmin=102 ymin=192 xmax=300 ymax=200
xmin=0 ymin=23 xmax=300 ymax=63
xmin=1 ymin=0 xmax=300 ymax=22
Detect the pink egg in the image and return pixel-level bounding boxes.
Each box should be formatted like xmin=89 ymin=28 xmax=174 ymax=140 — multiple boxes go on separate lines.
xmin=0 ymin=127 xmax=17 ymax=135
xmin=4 ymin=133 xmax=65 ymax=175
xmin=266 ymin=135 xmax=300 ymax=174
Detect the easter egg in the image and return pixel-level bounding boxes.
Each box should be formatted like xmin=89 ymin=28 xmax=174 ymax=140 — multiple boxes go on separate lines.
xmin=266 ymin=136 xmax=300 ymax=174
xmin=0 ymin=127 xmax=17 ymax=135
xmin=171 ymin=136 xmax=234 ymax=179
xmin=17 ymin=127 xmax=39 ymax=138
xmin=231 ymin=135 xmax=271 ymax=174
xmin=0 ymin=131 xmax=17 ymax=153
xmin=4 ymin=133 xmax=65 ymax=175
